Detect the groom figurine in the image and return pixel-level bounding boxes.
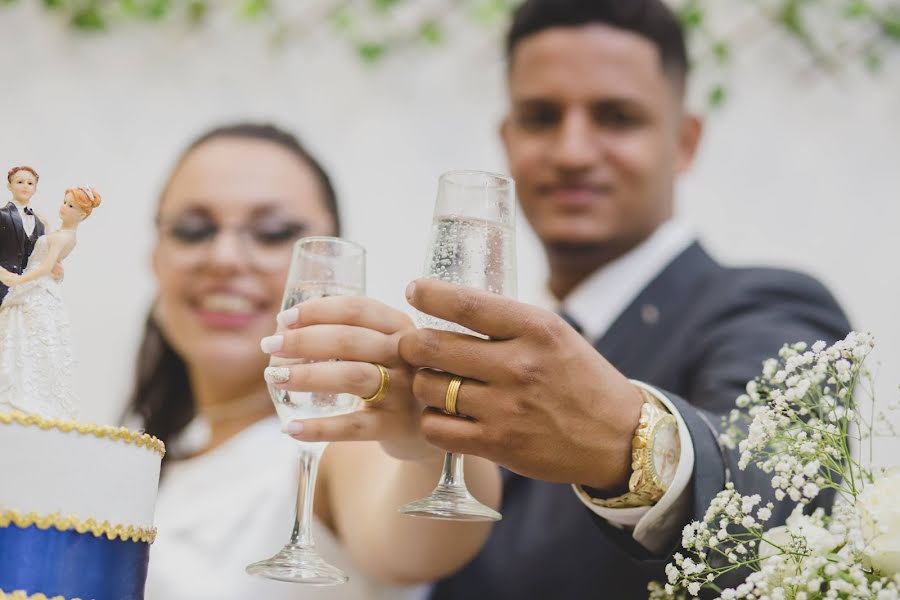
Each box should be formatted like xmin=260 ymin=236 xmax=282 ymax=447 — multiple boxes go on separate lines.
xmin=1 ymin=166 xmax=46 ymax=305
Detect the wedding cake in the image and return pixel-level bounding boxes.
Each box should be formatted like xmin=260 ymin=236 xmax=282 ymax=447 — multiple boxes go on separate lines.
xmin=0 ymin=177 xmax=164 ymax=599
xmin=0 ymin=411 xmax=163 ymax=600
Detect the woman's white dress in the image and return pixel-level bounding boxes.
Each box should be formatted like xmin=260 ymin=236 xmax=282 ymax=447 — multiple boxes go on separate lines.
xmin=147 ymin=416 xmax=422 ymax=600
xmin=0 ymin=235 xmax=76 ymax=419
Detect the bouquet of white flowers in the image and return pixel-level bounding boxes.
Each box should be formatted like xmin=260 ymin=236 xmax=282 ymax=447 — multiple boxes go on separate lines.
xmin=650 ymin=332 xmax=900 ymax=599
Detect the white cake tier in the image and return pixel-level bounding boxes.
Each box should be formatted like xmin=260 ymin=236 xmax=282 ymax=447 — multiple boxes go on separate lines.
xmin=0 ymin=411 xmax=163 ymax=537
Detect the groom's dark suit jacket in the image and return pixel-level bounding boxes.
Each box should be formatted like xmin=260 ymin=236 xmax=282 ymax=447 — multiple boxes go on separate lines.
xmin=0 ymin=202 xmax=45 ymax=304
xmin=430 ymin=243 xmax=850 ymax=600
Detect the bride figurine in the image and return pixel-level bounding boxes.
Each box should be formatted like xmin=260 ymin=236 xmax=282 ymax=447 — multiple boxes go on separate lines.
xmin=0 ymin=186 xmax=102 ymax=420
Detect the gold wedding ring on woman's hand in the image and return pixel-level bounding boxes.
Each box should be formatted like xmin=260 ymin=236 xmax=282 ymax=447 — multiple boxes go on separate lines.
xmin=445 ymin=375 xmax=464 ymax=416
xmin=361 ymin=363 xmax=390 ymax=404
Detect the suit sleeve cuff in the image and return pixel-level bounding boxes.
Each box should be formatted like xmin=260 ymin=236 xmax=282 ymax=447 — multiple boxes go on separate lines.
xmin=572 ymin=381 xmax=694 ymax=554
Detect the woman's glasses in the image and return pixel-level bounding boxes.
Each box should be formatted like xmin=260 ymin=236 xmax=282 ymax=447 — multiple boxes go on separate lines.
xmin=156 ymin=213 xmax=310 ymax=273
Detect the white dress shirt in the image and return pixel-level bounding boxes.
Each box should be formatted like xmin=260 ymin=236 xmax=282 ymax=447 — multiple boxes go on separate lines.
xmin=542 ymin=219 xmax=697 ymax=554
xmin=11 ymin=201 xmax=35 ymax=237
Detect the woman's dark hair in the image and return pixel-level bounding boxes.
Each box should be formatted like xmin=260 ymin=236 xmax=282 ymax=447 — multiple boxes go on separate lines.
xmin=506 ymin=0 xmax=689 ymax=94
xmin=162 ymin=123 xmax=341 ymax=233
xmin=124 ymin=123 xmax=340 ymax=455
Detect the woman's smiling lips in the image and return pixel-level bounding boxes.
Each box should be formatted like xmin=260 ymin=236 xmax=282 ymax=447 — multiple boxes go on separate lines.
xmin=191 ymin=289 xmax=269 ymax=330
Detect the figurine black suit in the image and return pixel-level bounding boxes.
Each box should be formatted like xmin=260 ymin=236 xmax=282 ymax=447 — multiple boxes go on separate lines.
xmin=0 ymin=201 xmax=45 ymax=305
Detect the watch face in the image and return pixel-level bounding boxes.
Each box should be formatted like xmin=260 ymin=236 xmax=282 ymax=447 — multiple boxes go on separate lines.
xmin=651 ymin=417 xmax=680 ymax=489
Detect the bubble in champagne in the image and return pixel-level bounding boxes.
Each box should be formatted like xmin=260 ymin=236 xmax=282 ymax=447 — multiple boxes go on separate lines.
xmin=418 ymin=215 xmax=516 ymax=334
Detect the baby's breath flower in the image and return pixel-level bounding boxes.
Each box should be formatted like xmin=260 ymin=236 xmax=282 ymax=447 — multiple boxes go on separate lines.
xmin=650 ymin=332 xmax=898 ymax=599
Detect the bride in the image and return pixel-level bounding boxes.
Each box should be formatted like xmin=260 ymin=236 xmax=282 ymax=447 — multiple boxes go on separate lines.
xmin=0 ymin=186 xmax=102 ymax=420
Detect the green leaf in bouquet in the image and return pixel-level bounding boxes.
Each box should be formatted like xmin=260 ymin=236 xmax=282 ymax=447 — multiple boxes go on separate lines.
xmin=42 ymin=0 xmax=66 ymax=9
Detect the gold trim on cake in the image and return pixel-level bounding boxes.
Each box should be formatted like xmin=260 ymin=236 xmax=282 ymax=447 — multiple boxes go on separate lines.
xmin=0 ymin=510 xmax=156 ymax=544
xmin=0 ymin=590 xmax=80 ymax=600
xmin=0 ymin=411 xmax=165 ymax=457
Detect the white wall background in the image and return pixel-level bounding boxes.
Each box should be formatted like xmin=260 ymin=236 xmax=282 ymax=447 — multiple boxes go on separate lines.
xmin=2 ymin=4 xmax=898 ymax=460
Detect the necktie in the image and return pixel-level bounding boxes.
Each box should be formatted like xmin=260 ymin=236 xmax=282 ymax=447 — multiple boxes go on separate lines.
xmin=23 ymin=206 xmax=34 ymax=216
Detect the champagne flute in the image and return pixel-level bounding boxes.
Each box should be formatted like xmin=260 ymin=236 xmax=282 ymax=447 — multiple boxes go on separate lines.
xmin=246 ymin=236 xmax=365 ymax=585
xmin=398 ymin=170 xmax=517 ymax=522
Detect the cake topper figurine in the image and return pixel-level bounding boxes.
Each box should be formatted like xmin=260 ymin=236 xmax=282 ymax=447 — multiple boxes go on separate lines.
xmin=1 ymin=166 xmax=47 ymax=306
xmin=0 ymin=181 xmax=102 ymax=420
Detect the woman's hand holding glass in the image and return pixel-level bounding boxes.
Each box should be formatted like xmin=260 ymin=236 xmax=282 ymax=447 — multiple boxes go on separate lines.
xmin=262 ymin=293 xmax=502 ymax=585
xmin=263 ymin=295 xmax=438 ymax=463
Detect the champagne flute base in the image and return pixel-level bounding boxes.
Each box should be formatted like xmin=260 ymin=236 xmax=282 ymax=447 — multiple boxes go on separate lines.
xmin=245 ymin=544 xmax=348 ymax=585
xmin=398 ymin=483 xmax=501 ymax=522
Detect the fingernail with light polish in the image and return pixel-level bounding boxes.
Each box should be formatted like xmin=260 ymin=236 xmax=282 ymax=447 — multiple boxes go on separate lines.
xmin=285 ymin=421 xmax=303 ymax=436
xmin=260 ymin=335 xmax=284 ymax=354
xmin=264 ymin=366 xmax=291 ymax=384
xmin=277 ymin=307 xmax=299 ymax=328
xmin=405 ymin=281 xmax=416 ymax=301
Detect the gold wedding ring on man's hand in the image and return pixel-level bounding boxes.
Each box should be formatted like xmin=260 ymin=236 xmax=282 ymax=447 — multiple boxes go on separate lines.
xmin=361 ymin=364 xmax=390 ymax=404
xmin=445 ymin=375 xmax=464 ymax=416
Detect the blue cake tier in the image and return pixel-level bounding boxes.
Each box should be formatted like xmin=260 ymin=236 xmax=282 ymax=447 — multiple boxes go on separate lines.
xmin=0 ymin=522 xmax=149 ymax=600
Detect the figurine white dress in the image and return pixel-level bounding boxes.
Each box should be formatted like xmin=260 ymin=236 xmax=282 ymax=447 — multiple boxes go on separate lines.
xmin=0 ymin=234 xmax=77 ymax=419
xmin=0 ymin=187 xmax=102 ymax=420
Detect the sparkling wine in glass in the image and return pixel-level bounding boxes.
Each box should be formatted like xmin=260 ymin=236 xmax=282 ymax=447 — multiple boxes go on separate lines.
xmin=246 ymin=237 xmax=365 ymax=585
xmin=398 ymin=170 xmax=517 ymax=522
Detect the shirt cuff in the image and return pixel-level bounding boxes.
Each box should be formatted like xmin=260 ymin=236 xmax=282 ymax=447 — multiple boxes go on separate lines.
xmin=572 ymin=380 xmax=695 ymax=554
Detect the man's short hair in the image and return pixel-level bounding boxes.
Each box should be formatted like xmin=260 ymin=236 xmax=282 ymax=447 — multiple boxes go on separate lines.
xmin=506 ymin=0 xmax=689 ymax=93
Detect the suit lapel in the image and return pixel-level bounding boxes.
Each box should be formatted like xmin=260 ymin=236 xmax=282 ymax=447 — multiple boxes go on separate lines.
xmin=593 ymin=243 xmax=719 ymax=375
xmin=3 ymin=202 xmax=25 ymax=253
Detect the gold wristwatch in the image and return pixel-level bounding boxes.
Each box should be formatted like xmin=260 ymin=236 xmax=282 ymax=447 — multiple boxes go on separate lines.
xmin=580 ymin=386 xmax=680 ymax=509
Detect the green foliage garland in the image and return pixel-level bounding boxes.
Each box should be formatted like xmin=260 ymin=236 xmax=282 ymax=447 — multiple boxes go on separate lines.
xmin=4 ymin=0 xmax=898 ymax=107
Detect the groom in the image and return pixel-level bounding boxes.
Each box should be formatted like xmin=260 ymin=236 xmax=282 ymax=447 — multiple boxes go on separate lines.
xmin=403 ymin=1 xmax=851 ymax=597
xmin=1 ymin=166 xmax=46 ymax=305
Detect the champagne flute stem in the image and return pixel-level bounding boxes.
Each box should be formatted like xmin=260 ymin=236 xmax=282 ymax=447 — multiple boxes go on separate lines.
xmin=290 ymin=448 xmax=322 ymax=548
xmin=438 ymin=452 xmax=466 ymax=488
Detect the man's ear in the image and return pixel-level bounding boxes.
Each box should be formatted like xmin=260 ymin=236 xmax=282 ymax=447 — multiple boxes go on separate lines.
xmin=499 ymin=116 xmax=512 ymax=156
xmin=676 ymin=113 xmax=703 ymax=174
xmin=151 ymin=244 xmax=161 ymax=280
